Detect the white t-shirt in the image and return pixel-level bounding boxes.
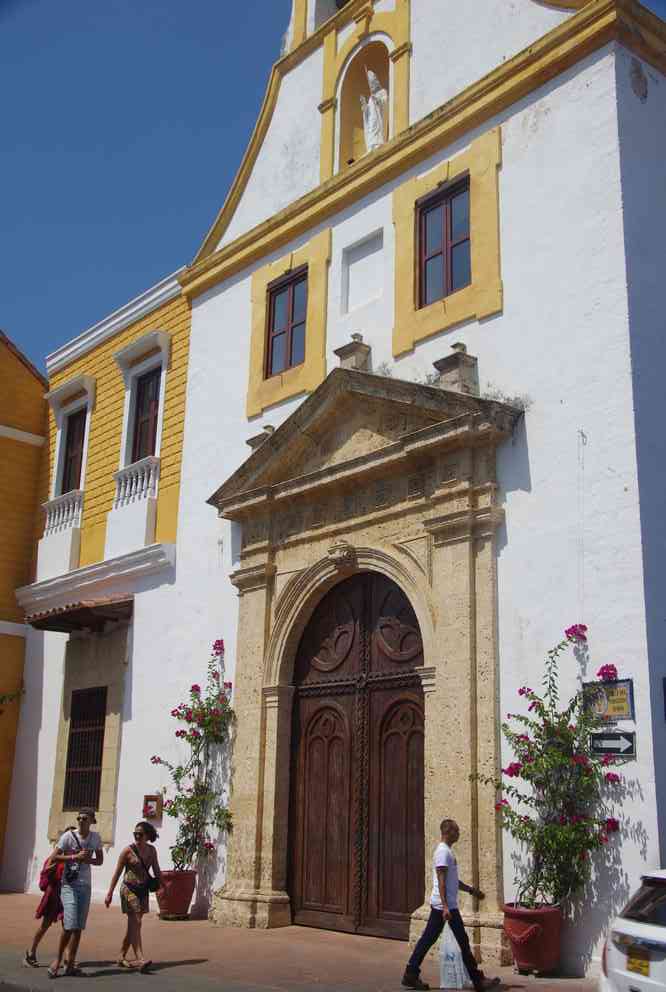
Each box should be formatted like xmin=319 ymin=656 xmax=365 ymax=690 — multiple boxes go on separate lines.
xmin=58 ymin=829 xmax=102 ymax=887
xmin=430 ymin=841 xmax=459 ymax=910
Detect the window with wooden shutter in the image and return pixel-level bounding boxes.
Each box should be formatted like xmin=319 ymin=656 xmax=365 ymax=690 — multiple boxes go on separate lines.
xmin=418 ymin=179 xmax=471 ymax=308
xmin=265 ymin=268 xmax=308 ymax=378
xmin=131 ymin=367 xmax=161 ymax=463
xmin=60 ymin=408 xmax=87 ymax=495
xmin=63 ymin=687 xmax=107 ymax=811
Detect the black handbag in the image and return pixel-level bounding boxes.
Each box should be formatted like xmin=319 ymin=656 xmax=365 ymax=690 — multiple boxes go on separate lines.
xmin=132 ymin=844 xmax=160 ymax=893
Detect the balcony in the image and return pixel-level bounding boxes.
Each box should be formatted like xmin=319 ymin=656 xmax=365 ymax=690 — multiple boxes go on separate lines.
xmin=37 ymin=490 xmax=84 ymax=581
xmin=104 ymin=456 xmax=160 ymax=559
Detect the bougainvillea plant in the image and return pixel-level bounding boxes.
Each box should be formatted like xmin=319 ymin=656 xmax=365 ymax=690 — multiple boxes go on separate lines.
xmin=150 ymin=639 xmax=234 ymax=870
xmin=480 ymin=624 xmax=624 ymax=909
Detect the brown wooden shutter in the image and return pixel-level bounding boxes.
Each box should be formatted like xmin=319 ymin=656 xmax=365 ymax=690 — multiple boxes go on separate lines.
xmin=60 ymin=408 xmax=87 ymax=494
xmin=131 ymin=367 xmax=161 ymax=463
xmin=63 ymin=687 xmax=107 ymax=811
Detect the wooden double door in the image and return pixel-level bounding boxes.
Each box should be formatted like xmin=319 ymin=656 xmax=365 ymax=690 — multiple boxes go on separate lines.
xmin=289 ymin=573 xmax=425 ymax=939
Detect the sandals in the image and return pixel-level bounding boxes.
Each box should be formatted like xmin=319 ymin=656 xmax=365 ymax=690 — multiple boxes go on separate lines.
xmin=23 ymin=950 xmax=38 ymax=968
xmin=47 ymin=967 xmax=59 ymax=979
xmin=117 ymin=959 xmax=135 ymax=970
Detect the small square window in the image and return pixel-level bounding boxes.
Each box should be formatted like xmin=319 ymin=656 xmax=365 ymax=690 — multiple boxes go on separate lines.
xmin=265 ymin=268 xmax=308 ymax=378
xmin=418 ymin=180 xmax=471 ymax=308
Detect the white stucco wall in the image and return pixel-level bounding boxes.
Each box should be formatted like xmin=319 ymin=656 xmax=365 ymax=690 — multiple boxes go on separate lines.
xmin=616 ymin=48 xmax=666 ymax=865
xmin=219 ymin=0 xmax=573 ymax=251
xmin=219 ymin=46 xmax=324 ymax=249
xmin=4 ymin=17 xmax=663 ymax=977
xmin=189 ymin=45 xmax=660 ymax=970
xmin=410 ymin=0 xmax=570 ymax=124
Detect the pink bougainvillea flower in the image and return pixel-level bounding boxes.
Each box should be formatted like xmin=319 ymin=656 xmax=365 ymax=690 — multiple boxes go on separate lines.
xmin=605 ymin=772 xmax=621 ymax=785
xmin=517 ymin=734 xmax=530 ymax=743
xmin=212 ymin=670 xmax=220 ymax=681
xmin=150 ymin=755 xmax=161 ymax=764
xmin=605 ymin=817 xmax=620 ymax=833
xmin=602 ymin=754 xmax=616 ymax=767
xmin=170 ymin=709 xmax=179 ymax=717
xmin=502 ymin=762 xmax=523 ymax=778
xmin=190 ymin=684 xmax=201 ymax=695
xmin=599 ymin=832 xmax=609 ymax=845
xmin=495 ymin=800 xmax=509 ymax=811
xmin=596 ymin=664 xmax=618 ymax=682
xmin=224 ymin=681 xmax=233 ymax=690
xmin=213 ymin=639 xmax=225 ymax=656
xmin=528 ymin=701 xmax=538 ymax=712
xmin=571 ymin=754 xmax=589 ymax=767
xmin=518 ymin=686 xmax=533 ymax=697
xmin=565 ymin=623 xmax=588 ymax=642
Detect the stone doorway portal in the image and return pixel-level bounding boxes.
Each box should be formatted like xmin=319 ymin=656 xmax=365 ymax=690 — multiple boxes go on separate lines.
xmin=289 ymin=572 xmax=425 ymax=940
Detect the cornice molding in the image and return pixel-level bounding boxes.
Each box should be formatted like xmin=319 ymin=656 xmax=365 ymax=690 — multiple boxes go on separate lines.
xmin=0 ymin=424 xmax=45 ymax=447
xmin=15 ymin=543 xmax=176 ymax=616
xmin=183 ymin=0 xmax=665 ymax=298
xmin=46 ymin=270 xmax=184 ymax=378
xmin=44 ymin=374 xmax=96 ymax=413
xmin=0 ymin=621 xmax=28 ymax=638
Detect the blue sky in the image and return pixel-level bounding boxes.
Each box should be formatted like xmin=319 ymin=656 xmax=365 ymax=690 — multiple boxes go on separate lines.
xmin=2 ymin=0 xmax=665 ymax=370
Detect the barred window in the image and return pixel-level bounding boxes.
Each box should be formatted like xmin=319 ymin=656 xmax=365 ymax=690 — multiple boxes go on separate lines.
xmin=63 ymin=687 xmax=107 ymax=811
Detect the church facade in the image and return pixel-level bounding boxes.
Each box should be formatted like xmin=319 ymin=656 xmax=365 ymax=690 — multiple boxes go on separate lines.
xmin=2 ymin=0 xmax=665 ymax=975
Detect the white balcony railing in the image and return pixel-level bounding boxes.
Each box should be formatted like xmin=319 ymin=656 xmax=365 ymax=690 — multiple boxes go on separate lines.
xmin=113 ymin=456 xmax=160 ymax=509
xmin=43 ymin=490 xmax=84 ymax=536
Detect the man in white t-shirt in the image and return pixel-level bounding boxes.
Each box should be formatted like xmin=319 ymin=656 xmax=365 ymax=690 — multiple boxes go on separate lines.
xmin=402 ymin=818 xmax=499 ymax=991
xmin=47 ymin=807 xmax=103 ymax=978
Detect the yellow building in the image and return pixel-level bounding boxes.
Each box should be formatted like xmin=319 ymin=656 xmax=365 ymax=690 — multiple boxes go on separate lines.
xmin=0 ymin=331 xmax=47 ymax=863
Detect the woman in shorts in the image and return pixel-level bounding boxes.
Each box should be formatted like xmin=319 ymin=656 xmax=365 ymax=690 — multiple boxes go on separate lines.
xmin=105 ymin=821 xmax=162 ymax=972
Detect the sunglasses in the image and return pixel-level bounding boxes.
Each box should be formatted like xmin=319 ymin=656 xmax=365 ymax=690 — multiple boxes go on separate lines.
xmin=77 ymin=816 xmax=89 ymax=822
xmin=133 ymin=831 xmax=145 ymax=838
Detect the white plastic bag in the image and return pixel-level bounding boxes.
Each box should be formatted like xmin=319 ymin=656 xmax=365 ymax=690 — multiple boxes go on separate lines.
xmin=440 ymin=922 xmax=474 ymax=990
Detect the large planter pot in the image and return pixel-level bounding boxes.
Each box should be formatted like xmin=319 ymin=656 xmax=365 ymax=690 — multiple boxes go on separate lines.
xmin=156 ymin=870 xmax=197 ymax=920
xmin=503 ymin=903 xmax=562 ymax=974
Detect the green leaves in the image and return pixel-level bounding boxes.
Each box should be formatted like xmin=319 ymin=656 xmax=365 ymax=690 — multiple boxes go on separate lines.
xmin=487 ymin=628 xmax=624 ymax=909
xmin=152 ymin=643 xmax=235 ymax=871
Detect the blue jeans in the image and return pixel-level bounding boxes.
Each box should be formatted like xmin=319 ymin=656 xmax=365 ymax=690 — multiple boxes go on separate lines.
xmin=61 ymin=880 xmax=91 ymax=931
xmin=407 ymin=907 xmax=482 ymax=989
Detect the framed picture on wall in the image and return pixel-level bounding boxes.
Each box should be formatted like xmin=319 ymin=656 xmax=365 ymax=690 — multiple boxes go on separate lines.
xmin=142 ymin=794 xmax=163 ymax=821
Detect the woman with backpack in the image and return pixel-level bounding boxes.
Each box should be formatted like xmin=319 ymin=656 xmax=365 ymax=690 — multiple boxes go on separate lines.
xmin=22 ymin=835 xmax=71 ymax=969
xmin=104 ymin=821 xmax=162 ymax=973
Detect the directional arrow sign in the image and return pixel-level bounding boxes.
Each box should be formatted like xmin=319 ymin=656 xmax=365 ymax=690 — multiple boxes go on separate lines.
xmin=590 ymin=731 xmax=636 ymax=759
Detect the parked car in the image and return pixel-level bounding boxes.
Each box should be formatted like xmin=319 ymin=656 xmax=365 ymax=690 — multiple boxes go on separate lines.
xmin=600 ymin=870 xmax=666 ymax=991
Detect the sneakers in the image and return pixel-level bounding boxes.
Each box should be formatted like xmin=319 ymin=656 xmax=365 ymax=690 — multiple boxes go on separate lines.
xmin=401 ymin=970 xmax=430 ymax=990
xmin=23 ymin=951 xmax=38 ymax=968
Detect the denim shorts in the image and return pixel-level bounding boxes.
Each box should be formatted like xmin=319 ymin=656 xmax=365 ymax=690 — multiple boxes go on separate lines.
xmin=61 ymin=880 xmax=91 ymax=931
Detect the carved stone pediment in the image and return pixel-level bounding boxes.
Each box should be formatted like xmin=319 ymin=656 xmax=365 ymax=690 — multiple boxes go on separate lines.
xmin=208 ymin=368 xmax=521 ymax=522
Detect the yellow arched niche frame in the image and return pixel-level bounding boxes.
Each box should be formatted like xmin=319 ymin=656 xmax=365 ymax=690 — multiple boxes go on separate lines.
xmin=319 ymin=1 xmax=411 ymax=183
xmin=246 ymin=228 xmax=331 ymax=419
xmin=392 ymin=128 xmax=503 ymax=358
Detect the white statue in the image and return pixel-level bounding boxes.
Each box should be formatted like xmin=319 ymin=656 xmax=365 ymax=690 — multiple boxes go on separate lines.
xmin=360 ymin=68 xmax=388 ymax=153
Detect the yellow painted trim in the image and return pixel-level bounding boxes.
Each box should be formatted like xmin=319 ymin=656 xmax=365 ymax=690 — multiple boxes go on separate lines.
xmin=392 ymin=129 xmax=502 ymax=357
xmin=195 ymin=0 xmax=410 ymax=261
xmin=155 ymin=482 xmax=180 ymax=545
xmin=246 ymin=229 xmax=331 ymax=419
xmin=291 ymin=0 xmax=308 ymax=50
xmin=183 ymin=1 xmax=664 ymax=300
xmin=0 ymin=634 xmax=24 ymax=862
xmin=79 ymin=520 xmax=107 ymax=568
xmin=319 ymin=1 xmax=411 ymax=182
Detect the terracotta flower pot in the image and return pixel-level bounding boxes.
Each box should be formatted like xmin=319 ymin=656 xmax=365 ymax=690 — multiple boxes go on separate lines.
xmin=503 ymin=902 xmax=562 ymax=974
xmin=156 ymin=869 xmax=197 ymax=920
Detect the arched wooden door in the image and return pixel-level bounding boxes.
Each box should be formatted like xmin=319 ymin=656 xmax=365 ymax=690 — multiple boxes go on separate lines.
xmin=289 ymin=572 xmax=425 ymax=939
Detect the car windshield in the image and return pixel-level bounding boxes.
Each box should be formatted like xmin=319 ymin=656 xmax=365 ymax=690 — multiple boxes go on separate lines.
xmin=622 ymin=880 xmax=666 ymax=926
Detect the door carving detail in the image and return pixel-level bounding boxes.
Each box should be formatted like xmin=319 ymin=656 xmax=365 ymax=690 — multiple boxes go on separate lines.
xmin=290 ymin=573 xmax=425 ymax=939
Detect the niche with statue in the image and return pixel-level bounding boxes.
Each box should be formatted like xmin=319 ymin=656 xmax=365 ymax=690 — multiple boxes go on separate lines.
xmin=338 ymin=42 xmax=390 ymax=169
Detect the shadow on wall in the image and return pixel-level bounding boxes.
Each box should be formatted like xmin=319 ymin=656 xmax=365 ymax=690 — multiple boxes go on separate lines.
xmin=509 ymin=771 xmax=644 ymax=976
xmin=190 ymin=725 xmax=234 ymax=919
xmin=617 ymin=51 xmax=666 ymax=867
xmin=496 ymin=413 xmax=532 ymax=558
xmin=0 ymin=630 xmax=44 ymax=891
